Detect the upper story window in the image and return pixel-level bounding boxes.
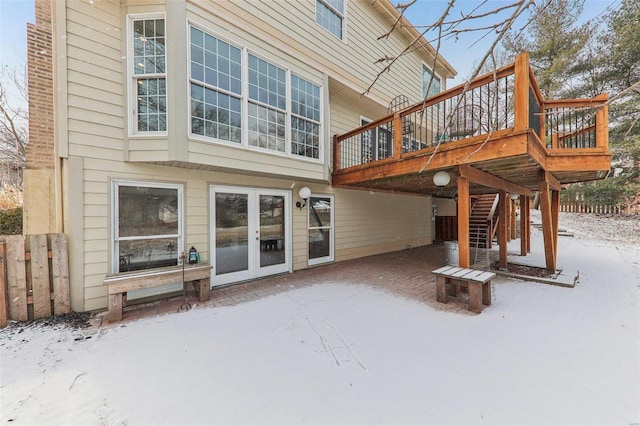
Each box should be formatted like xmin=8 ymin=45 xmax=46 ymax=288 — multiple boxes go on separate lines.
xmin=190 ymin=27 xmax=242 ymax=143
xmin=316 ymin=0 xmax=345 ymax=40
xmin=422 ymin=65 xmax=441 ymax=99
xmin=291 ymin=76 xmax=321 ymax=159
xmin=130 ymin=15 xmax=167 ymax=134
xmin=188 ymin=25 xmax=323 ymax=161
xmin=248 ymin=55 xmax=287 ymax=152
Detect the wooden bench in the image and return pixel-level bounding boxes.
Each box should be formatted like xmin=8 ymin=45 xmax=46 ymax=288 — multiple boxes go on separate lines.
xmin=432 ymin=266 xmax=496 ymax=313
xmin=103 ymin=263 xmax=212 ymax=322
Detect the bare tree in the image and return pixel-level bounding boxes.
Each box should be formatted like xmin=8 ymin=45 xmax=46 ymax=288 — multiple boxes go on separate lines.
xmin=0 ymin=64 xmax=28 ymax=189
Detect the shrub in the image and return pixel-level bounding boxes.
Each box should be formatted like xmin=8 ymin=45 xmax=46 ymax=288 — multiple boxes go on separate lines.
xmin=0 ymin=207 xmax=23 ymax=235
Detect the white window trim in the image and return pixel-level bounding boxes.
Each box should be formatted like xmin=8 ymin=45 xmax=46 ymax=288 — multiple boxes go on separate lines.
xmin=127 ymin=12 xmax=168 ymax=138
xmin=307 ymin=193 xmax=334 ymax=266
xmin=110 ymin=179 xmax=184 ymax=274
xmin=316 ymin=0 xmax=347 ymax=42
xmin=186 ymin=21 xmax=324 ymax=164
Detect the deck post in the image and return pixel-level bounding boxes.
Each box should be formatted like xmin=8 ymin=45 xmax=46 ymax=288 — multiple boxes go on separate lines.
xmin=333 ymin=134 xmax=340 ymax=173
xmin=595 ymin=94 xmax=609 ymax=150
xmin=514 ymin=52 xmax=530 ymax=132
xmin=498 ymin=190 xmax=508 ymax=269
xmin=551 ymin=189 xmax=560 ymax=267
xmin=510 ymin=200 xmax=517 ymax=240
xmin=520 ymin=194 xmax=529 ymax=256
xmin=457 ymin=176 xmax=470 ymax=268
xmin=538 ymin=171 xmax=557 ymax=272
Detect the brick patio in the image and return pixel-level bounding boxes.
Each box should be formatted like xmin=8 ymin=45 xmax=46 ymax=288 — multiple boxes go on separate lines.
xmin=105 ymin=244 xmax=487 ymax=326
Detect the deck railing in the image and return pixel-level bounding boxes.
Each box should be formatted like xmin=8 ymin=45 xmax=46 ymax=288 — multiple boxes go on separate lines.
xmin=333 ymin=53 xmax=607 ymax=173
xmin=543 ymin=95 xmax=608 ymax=150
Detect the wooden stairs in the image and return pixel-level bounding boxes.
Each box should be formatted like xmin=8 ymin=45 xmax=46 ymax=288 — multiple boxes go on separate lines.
xmin=469 ymin=194 xmax=499 ymax=249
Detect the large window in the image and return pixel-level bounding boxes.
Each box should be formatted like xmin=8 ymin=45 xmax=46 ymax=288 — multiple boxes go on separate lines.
xmin=189 ymin=25 xmax=323 ymax=161
xmin=316 ymin=0 xmax=345 ymax=40
xmin=130 ymin=16 xmax=167 ymax=134
xmin=308 ymin=195 xmax=333 ymax=265
xmin=248 ymin=55 xmax=287 ymax=152
xmin=291 ymin=75 xmax=321 ymax=159
xmin=112 ymin=181 xmax=183 ymax=273
xmin=190 ymin=27 xmax=242 ymax=143
xmin=422 ymin=65 xmax=441 ymax=99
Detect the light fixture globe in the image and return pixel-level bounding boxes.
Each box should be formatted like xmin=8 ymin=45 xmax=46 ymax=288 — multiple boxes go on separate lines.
xmin=433 ymin=171 xmax=451 ymax=187
xmin=509 ymin=193 xmax=520 ymax=200
xmin=298 ymin=186 xmax=311 ymax=200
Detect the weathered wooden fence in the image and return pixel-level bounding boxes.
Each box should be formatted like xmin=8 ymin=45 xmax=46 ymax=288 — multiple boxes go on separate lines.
xmin=560 ymin=203 xmax=621 ymax=214
xmin=0 ymin=233 xmax=70 ymax=327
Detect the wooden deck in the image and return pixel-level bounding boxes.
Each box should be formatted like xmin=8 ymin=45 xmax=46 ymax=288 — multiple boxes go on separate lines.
xmin=332 ymin=53 xmax=611 ymax=273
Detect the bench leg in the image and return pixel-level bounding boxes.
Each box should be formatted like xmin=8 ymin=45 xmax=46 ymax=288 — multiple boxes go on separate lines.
xmin=436 ymin=276 xmax=449 ymax=303
xmin=198 ymin=277 xmax=210 ymax=302
xmin=468 ymin=281 xmax=483 ymax=314
xmin=108 ymin=294 xmax=123 ymax=322
xmin=482 ymin=281 xmax=492 ymax=306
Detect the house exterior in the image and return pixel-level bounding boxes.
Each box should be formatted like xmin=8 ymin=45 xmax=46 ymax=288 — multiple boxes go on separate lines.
xmin=24 ymin=0 xmax=457 ymax=312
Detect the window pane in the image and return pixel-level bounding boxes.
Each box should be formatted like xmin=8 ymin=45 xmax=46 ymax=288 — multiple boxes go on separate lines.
xmin=137 ymin=78 xmax=167 ymax=132
xmin=248 ymin=102 xmax=285 ymax=152
xmin=291 ymin=117 xmax=319 ymax=159
xmin=118 ymin=185 xmax=179 ymax=238
xmin=248 ymin=54 xmax=285 ymax=109
xmin=309 ymin=229 xmax=330 ymax=259
xmin=133 ymin=18 xmax=166 ymax=75
xmin=190 ymin=83 xmax=241 ymax=143
xmin=316 ymin=0 xmax=343 ymax=39
xmin=119 ymin=238 xmax=178 ymax=272
xmin=190 ymin=27 xmax=241 ymax=96
xmin=422 ymin=66 xmax=441 ymax=99
xmin=309 ymin=197 xmax=331 ymax=227
xmin=215 ymin=193 xmax=249 ymax=275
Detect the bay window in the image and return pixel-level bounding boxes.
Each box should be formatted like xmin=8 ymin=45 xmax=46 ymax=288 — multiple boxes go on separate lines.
xmin=188 ymin=24 xmax=323 ymax=161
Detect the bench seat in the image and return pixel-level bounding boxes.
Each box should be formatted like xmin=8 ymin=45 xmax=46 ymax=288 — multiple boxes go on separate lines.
xmin=104 ymin=263 xmax=212 ymax=322
xmin=432 ymin=266 xmax=496 ymax=313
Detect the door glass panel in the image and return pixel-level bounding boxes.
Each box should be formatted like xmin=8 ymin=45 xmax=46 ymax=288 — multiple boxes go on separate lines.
xmin=215 ymin=193 xmax=249 ymax=275
xmin=259 ymin=195 xmax=285 ymax=267
xmin=309 ymin=197 xmax=332 ymax=261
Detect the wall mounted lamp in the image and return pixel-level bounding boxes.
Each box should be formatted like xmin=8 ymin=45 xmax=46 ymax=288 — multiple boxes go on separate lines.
xmin=296 ymin=186 xmax=311 ymax=210
xmin=509 ymin=193 xmax=520 ymax=200
xmin=433 ymin=171 xmax=451 ymax=187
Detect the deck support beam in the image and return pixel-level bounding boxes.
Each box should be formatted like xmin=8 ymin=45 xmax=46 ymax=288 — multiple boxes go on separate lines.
xmin=538 ymin=171 xmax=559 ymax=272
xmin=458 ymin=165 xmax=531 ymax=197
xmin=498 ymin=190 xmax=508 ymax=269
xmin=457 ymin=177 xmax=470 ymax=268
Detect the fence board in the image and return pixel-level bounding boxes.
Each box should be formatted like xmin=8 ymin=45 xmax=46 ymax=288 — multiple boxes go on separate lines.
xmin=0 ymin=243 xmax=7 ymax=327
xmin=51 ymin=234 xmax=71 ymax=314
xmin=30 ymin=234 xmax=52 ymax=319
xmin=6 ymin=236 xmax=28 ymax=321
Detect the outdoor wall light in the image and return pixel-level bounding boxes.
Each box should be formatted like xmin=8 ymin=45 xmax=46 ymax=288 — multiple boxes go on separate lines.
xmin=509 ymin=193 xmax=520 ymax=200
xmin=296 ymin=186 xmax=311 ymax=210
xmin=433 ymin=171 xmax=451 ymax=187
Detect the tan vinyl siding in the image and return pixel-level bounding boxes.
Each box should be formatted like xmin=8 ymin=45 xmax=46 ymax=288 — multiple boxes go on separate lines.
xmin=206 ymin=0 xmax=441 ymax=105
xmin=334 ymin=189 xmax=432 ymax=261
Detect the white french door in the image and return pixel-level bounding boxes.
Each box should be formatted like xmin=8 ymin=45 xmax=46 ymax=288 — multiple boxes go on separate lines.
xmin=210 ymin=186 xmax=291 ymax=286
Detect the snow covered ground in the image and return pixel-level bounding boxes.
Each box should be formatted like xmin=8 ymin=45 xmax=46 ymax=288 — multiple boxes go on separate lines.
xmin=1 ymin=212 xmax=639 ymax=425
